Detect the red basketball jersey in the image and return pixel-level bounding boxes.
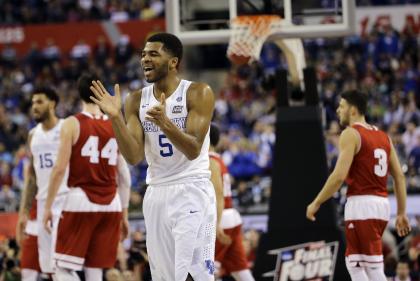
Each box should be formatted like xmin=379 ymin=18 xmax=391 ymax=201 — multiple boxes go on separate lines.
xmin=209 ymin=152 xmax=233 ymax=208
xmin=29 ymin=199 xmax=37 ymax=220
xmin=345 ymin=123 xmax=390 ymax=197
xmin=68 ymin=112 xmax=118 ymax=204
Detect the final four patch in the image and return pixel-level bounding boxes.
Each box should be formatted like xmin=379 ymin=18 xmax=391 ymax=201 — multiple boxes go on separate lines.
xmin=172 ymin=105 xmax=183 ymax=114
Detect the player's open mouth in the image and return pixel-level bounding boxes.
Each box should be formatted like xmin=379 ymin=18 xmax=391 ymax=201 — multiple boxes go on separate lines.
xmin=143 ymin=66 xmax=154 ymax=75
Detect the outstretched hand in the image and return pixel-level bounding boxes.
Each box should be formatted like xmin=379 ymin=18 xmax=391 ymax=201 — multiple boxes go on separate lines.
xmin=145 ymin=93 xmax=168 ymax=127
xmin=90 ymin=81 xmax=122 ymax=118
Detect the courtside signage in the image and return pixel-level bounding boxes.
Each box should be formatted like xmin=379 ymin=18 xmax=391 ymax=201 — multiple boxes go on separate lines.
xmin=263 ymin=241 xmax=339 ymax=281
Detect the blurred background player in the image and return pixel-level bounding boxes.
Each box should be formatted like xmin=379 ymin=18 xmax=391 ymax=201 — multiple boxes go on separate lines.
xmin=43 ymin=73 xmax=131 ymax=281
xmin=17 ymin=199 xmax=40 ymax=281
xmin=209 ymin=123 xmax=255 ymax=281
xmin=90 ymin=33 xmax=216 ymax=281
xmin=307 ymin=90 xmax=411 ymax=281
xmin=16 ymin=87 xmax=69 ymax=280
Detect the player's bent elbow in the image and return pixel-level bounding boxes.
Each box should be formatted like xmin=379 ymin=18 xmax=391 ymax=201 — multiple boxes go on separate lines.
xmin=186 ymin=149 xmax=200 ymax=161
xmin=124 ymin=154 xmax=143 ymax=166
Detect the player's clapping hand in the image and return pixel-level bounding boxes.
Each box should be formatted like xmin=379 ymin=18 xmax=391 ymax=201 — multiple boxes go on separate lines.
xmin=395 ymin=214 xmax=411 ymax=237
xmin=43 ymin=208 xmax=53 ymax=234
xmin=145 ymin=93 xmax=169 ymax=127
xmin=90 ymin=81 xmax=122 ymax=118
xmin=306 ymin=201 xmax=320 ymax=221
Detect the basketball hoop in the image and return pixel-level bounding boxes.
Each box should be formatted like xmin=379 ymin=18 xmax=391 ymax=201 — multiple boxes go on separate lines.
xmin=227 ymin=15 xmax=283 ymax=65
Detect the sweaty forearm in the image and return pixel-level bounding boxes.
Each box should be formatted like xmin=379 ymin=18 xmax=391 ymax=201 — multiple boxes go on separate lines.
xmin=393 ymin=177 xmax=407 ymax=215
xmin=111 ymin=113 xmax=144 ymax=165
xmin=160 ymin=119 xmax=201 ymax=160
xmin=315 ymin=173 xmax=343 ymax=205
xmin=19 ymin=177 xmax=37 ymax=215
xmin=45 ymin=168 xmax=65 ymax=210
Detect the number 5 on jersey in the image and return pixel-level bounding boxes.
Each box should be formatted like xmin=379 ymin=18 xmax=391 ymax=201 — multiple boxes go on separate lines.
xmin=159 ymin=134 xmax=173 ymax=157
xmin=81 ymin=136 xmax=118 ymax=165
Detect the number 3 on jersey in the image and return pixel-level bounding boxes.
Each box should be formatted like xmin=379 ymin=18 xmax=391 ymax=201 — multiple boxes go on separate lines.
xmin=159 ymin=134 xmax=173 ymax=157
xmin=81 ymin=136 xmax=118 ymax=165
xmin=374 ymin=148 xmax=387 ymax=177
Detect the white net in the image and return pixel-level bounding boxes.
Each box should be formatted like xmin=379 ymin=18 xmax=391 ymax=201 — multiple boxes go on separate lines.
xmin=227 ymin=15 xmax=283 ymax=65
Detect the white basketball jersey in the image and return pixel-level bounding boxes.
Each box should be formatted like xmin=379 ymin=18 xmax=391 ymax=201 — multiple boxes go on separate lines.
xmin=30 ymin=119 xmax=69 ymax=200
xmin=139 ymin=80 xmax=211 ymax=185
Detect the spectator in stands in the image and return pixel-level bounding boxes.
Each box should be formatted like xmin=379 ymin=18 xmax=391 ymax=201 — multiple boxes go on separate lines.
xmin=115 ymin=35 xmax=134 ymax=66
xmin=94 ymin=36 xmax=111 ymax=66
xmin=408 ymin=135 xmax=420 ymax=173
xmin=42 ymin=38 xmax=61 ymax=63
xmin=402 ymin=120 xmax=420 ymax=157
xmin=388 ymin=259 xmax=418 ymax=281
xmin=1 ymin=44 xmax=17 ymax=68
xmin=24 ymin=42 xmax=43 ymax=73
xmin=128 ymin=230 xmax=149 ymax=281
xmin=105 ymin=268 xmax=124 ymax=281
xmin=409 ymin=216 xmax=420 ymax=273
xmin=0 ymin=185 xmax=17 ymax=212
xmin=122 ymin=269 xmax=136 ymax=281
xmin=110 ymin=2 xmax=130 ymax=22
xmin=70 ymin=39 xmax=91 ymax=62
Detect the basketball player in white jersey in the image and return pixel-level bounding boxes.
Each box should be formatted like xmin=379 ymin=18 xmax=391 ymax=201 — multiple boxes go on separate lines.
xmin=90 ymin=32 xmax=216 ymax=281
xmin=16 ymin=87 xmax=69 ymax=279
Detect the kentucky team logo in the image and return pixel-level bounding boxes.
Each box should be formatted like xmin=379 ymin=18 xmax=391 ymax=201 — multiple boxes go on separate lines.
xmin=205 ymin=260 xmax=215 ymax=275
xmin=263 ymin=241 xmax=339 ymax=281
xmin=172 ymin=105 xmax=183 ymax=114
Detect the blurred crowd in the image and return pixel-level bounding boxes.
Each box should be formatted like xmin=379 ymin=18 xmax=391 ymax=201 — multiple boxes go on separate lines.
xmin=0 ymin=0 xmax=418 ymax=27
xmin=0 ymin=1 xmax=419 ymax=279
xmin=0 ymin=0 xmax=164 ymax=25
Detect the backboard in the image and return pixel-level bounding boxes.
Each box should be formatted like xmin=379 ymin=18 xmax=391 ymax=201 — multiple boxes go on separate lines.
xmin=165 ymin=0 xmax=356 ymax=45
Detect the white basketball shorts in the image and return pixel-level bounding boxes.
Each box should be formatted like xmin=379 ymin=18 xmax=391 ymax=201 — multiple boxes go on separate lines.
xmin=143 ymin=178 xmax=217 ymax=281
xmin=37 ymin=193 xmax=66 ymax=273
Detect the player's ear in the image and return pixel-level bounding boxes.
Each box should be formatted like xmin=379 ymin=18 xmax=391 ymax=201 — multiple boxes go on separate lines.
xmin=169 ymin=57 xmax=178 ymax=70
xmin=349 ymin=105 xmax=356 ymax=116
xmin=50 ymin=100 xmax=56 ymax=111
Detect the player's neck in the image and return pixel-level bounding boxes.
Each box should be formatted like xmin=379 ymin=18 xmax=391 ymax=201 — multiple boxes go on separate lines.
xmin=82 ymin=102 xmax=102 ymax=116
xmin=41 ymin=115 xmax=59 ymax=131
xmin=154 ymin=75 xmax=181 ymax=98
xmin=349 ymin=116 xmax=366 ymax=127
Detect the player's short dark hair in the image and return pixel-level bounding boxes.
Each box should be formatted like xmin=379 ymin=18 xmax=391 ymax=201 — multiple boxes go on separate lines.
xmin=77 ymin=73 xmax=99 ymax=103
xmin=341 ymin=90 xmax=368 ymax=115
xmin=210 ymin=123 xmax=220 ymax=147
xmin=146 ymin=32 xmax=183 ymax=67
xmin=32 ymin=87 xmax=59 ymax=106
